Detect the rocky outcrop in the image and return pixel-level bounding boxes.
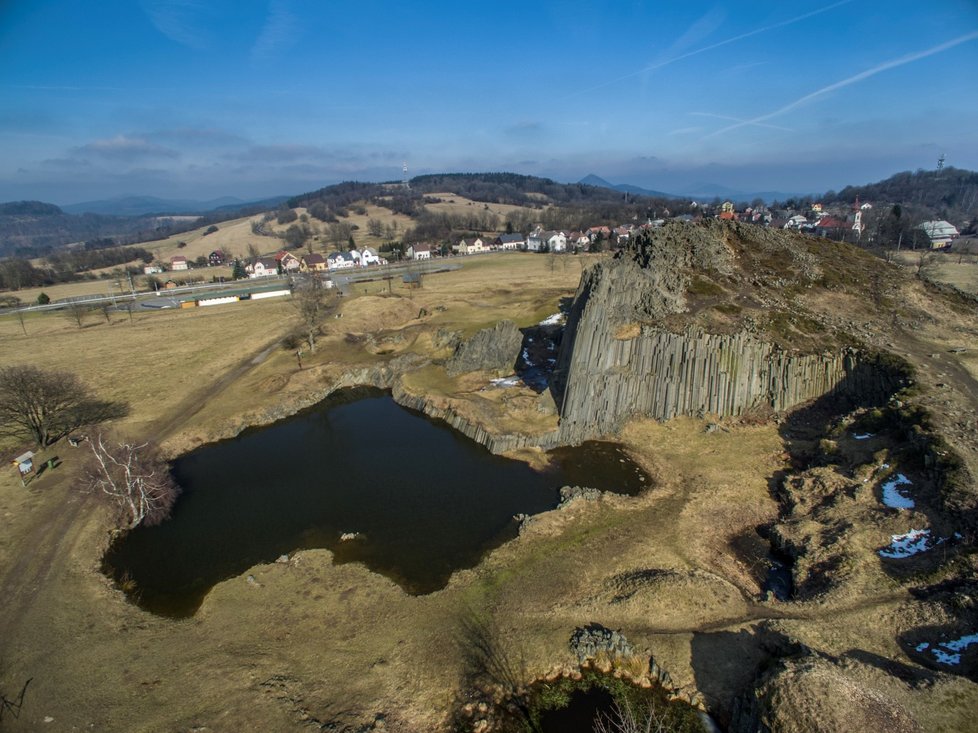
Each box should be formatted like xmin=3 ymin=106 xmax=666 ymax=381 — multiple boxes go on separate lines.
xmin=390 ymin=382 xmax=559 ymax=454
xmin=551 ymin=225 xmax=908 ymax=445
xmin=445 ymin=320 xmax=523 ymax=376
xmin=569 ymin=624 xmax=636 ymax=664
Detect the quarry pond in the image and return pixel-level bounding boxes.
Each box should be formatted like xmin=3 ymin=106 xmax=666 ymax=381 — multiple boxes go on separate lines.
xmin=104 ymin=388 xmax=649 ymax=617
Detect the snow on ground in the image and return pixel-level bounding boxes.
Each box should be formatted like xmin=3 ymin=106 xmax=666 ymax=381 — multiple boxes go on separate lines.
xmin=916 ymin=633 xmax=978 ymax=665
xmin=881 ymin=473 xmax=915 ymax=509
xmin=878 ymin=528 xmax=944 ymax=558
xmin=538 ymin=313 xmax=564 ymax=326
xmin=853 ymin=433 xmax=874 ymax=440
xmin=489 ymin=376 xmax=522 ymax=388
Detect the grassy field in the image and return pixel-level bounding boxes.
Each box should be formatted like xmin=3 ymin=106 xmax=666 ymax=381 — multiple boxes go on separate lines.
xmin=0 ymin=296 xmax=298 ymax=447
xmin=422 ymin=191 xmax=541 ymax=221
xmin=891 ymin=249 xmax=978 ymax=294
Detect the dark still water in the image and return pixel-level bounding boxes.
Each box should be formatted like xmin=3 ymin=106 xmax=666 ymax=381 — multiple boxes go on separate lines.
xmin=104 ymin=389 xmax=648 ymax=617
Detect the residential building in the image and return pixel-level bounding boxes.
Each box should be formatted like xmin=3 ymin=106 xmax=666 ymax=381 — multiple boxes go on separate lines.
xmin=494 ymin=233 xmax=525 ymax=250
xmin=300 ymin=253 xmax=327 ymax=272
xmin=247 ymin=257 xmax=279 ymax=278
xmin=407 ymin=243 xmax=432 ymax=260
xmin=359 ymin=247 xmax=385 ymax=266
xmin=455 ymin=237 xmax=489 ymax=255
xmin=918 ymin=220 xmax=959 ymax=249
xmin=327 ymin=251 xmax=357 ymax=270
xmin=275 ymin=251 xmax=301 ymax=272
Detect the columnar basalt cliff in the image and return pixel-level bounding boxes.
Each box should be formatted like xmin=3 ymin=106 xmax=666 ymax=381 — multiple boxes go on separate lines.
xmin=551 ymin=221 xmax=907 ymax=443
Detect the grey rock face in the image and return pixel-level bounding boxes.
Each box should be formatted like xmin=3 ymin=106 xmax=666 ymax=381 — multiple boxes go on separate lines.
xmin=551 ymin=226 xmax=905 ymax=444
xmin=569 ymin=624 xmax=635 ymax=663
xmin=445 ymin=320 xmax=524 ymax=376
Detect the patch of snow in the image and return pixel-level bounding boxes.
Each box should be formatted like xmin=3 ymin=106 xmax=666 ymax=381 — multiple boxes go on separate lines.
xmin=489 ymin=376 xmax=521 ymax=387
xmin=933 ymin=649 xmax=961 ymax=665
xmin=538 ymin=313 xmax=564 ymax=326
xmin=881 ymin=473 xmax=915 ymax=509
xmin=853 ymin=433 xmax=874 ymax=440
xmin=944 ymin=633 xmax=978 ymax=652
xmin=521 ymin=348 xmax=532 ymax=364
xmin=878 ymin=528 xmax=945 ymax=558
xmin=915 ymin=633 xmax=978 ymax=666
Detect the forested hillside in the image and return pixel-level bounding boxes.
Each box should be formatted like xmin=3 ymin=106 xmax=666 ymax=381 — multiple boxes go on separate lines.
xmin=825 ymin=167 xmax=978 ymax=226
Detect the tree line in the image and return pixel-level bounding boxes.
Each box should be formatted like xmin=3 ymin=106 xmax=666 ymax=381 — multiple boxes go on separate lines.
xmin=0 ymin=244 xmax=153 ymax=290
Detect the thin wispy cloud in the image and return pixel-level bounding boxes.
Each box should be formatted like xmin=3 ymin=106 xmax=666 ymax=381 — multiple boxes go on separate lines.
xmin=71 ymin=134 xmax=180 ymax=161
xmin=703 ymin=31 xmax=978 ymax=139
xmin=655 ymin=7 xmax=727 ymax=64
xmin=690 ymin=112 xmax=792 ymax=132
xmin=563 ymin=0 xmax=853 ymax=99
xmin=140 ymin=0 xmax=212 ymax=49
xmin=251 ymin=0 xmax=299 ymax=60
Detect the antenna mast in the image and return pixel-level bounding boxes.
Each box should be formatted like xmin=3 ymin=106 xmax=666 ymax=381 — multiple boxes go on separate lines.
xmin=402 ymin=161 xmax=409 ymax=190
xmin=937 ymin=153 xmax=946 ymax=174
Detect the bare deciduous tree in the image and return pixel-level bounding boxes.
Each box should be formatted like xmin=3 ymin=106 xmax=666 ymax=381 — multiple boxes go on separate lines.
xmin=291 ymin=275 xmax=337 ymax=353
xmin=914 ymin=250 xmax=941 ymax=278
xmin=15 ymin=308 xmax=28 ymax=335
xmin=88 ymin=433 xmax=180 ymax=528
xmin=327 ymin=221 xmax=354 ymax=246
xmin=594 ymin=699 xmax=673 ymax=733
xmin=0 ymin=365 xmax=128 ymax=447
xmin=367 ymin=217 xmax=384 ymax=237
xmin=64 ymin=301 xmax=90 ymax=328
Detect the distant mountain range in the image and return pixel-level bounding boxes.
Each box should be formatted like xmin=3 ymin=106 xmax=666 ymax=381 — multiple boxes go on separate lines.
xmin=61 ymin=194 xmax=290 ymax=217
xmin=578 ymin=174 xmax=800 ymax=204
xmin=577 ymin=175 xmax=675 ymax=199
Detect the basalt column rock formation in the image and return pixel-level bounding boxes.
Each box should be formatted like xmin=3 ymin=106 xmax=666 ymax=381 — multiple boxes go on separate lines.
xmin=551 ymin=222 xmax=907 ymax=443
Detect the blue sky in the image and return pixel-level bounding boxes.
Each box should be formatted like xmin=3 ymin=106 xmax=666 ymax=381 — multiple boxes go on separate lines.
xmin=1 ymin=0 xmax=977 ymax=204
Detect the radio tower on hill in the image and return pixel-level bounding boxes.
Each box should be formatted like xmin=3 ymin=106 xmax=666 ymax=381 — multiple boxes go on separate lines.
xmin=937 ymin=153 xmax=946 ymax=175
xmin=402 ymin=161 xmax=409 ymax=190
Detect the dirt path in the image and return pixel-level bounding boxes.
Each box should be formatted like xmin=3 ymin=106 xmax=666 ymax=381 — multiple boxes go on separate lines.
xmin=147 ymin=335 xmax=283 ymax=443
xmin=0 ymin=472 xmax=93 ymax=644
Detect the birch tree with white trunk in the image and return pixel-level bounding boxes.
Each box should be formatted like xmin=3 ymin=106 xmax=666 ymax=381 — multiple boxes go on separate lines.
xmin=88 ymin=433 xmax=180 ymax=529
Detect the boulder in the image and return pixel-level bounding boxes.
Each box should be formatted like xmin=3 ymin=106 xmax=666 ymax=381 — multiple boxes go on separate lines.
xmin=445 ymin=320 xmax=523 ymax=376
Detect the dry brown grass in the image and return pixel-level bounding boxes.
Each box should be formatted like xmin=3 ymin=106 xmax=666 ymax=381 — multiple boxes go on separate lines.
xmin=891 ymin=250 xmax=978 ymax=294
xmin=422 ymin=192 xmax=541 ymax=221
xmin=0 ymin=297 xmax=296 ymax=443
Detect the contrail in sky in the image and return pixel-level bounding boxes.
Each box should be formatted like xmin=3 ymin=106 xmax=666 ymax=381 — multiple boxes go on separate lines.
xmin=563 ymin=0 xmax=854 ymax=99
xmin=689 ymin=112 xmax=793 ymax=132
xmin=703 ymin=31 xmax=978 ymax=138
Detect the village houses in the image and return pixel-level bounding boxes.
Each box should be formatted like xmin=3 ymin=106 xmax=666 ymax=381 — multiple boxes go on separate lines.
xmin=406 ymin=243 xmax=432 ymax=260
